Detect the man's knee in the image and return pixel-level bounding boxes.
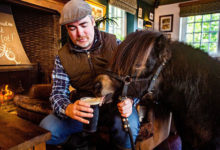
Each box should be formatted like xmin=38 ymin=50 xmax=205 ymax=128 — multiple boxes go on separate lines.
xmin=39 ymin=114 xmax=61 ymax=132
xmin=39 ymin=114 xmax=70 ymax=145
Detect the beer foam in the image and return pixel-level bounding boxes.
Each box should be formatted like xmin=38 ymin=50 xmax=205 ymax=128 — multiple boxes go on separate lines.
xmin=81 ymin=97 xmax=101 ymax=105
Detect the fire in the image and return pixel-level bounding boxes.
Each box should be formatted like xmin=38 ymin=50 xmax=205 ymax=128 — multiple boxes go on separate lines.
xmin=0 ymin=85 xmax=14 ymax=102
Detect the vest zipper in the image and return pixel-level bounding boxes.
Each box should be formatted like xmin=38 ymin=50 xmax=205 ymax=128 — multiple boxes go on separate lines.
xmin=86 ymin=51 xmax=96 ymax=77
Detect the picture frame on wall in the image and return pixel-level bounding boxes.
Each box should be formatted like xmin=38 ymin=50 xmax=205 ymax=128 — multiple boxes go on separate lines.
xmin=138 ymin=18 xmax=143 ymax=29
xmin=138 ymin=8 xmax=142 ymax=18
xmin=85 ymin=0 xmax=106 ymax=31
xmin=159 ymin=14 xmax=173 ymax=32
xmin=149 ymin=12 xmax=154 ymax=21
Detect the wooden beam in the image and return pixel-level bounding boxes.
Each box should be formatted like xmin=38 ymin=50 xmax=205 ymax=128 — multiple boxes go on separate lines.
xmin=179 ymin=0 xmax=218 ymax=7
xmin=3 ymin=0 xmax=66 ymax=13
xmin=19 ymin=0 xmax=67 ymax=13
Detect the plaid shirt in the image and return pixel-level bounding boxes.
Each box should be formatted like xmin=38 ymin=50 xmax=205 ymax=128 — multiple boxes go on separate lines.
xmin=50 ymin=56 xmax=71 ymax=118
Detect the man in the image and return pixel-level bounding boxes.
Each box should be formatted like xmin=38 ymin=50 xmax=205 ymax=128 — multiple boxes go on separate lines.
xmin=40 ymin=0 xmax=139 ymax=149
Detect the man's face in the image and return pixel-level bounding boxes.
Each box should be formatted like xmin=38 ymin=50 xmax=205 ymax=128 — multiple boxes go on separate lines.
xmin=66 ymin=16 xmax=95 ymax=50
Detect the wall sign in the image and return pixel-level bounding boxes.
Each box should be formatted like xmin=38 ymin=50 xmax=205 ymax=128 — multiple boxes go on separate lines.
xmin=0 ymin=4 xmax=30 ymax=65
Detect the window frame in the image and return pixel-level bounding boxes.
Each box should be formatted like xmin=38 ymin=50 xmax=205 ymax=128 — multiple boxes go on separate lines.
xmin=108 ymin=4 xmax=127 ymax=41
xmin=180 ymin=13 xmax=220 ymax=56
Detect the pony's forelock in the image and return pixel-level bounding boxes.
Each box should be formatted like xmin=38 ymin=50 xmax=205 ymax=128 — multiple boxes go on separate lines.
xmin=111 ymin=30 xmax=167 ymax=77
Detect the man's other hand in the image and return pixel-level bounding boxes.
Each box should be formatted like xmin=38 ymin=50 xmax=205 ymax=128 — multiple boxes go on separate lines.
xmin=117 ymin=98 xmax=133 ymax=118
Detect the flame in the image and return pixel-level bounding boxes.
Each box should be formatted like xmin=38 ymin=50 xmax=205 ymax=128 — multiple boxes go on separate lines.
xmin=0 ymin=85 xmax=14 ymax=102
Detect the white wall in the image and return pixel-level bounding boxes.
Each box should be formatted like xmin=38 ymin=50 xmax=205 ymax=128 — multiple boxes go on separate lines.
xmin=154 ymin=3 xmax=180 ymax=41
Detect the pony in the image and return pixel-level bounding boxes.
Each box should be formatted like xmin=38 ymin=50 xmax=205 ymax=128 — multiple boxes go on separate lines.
xmin=94 ymin=30 xmax=220 ymax=150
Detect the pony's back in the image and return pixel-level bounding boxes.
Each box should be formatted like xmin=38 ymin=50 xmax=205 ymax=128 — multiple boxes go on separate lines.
xmin=169 ymin=41 xmax=220 ymax=102
xmin=162 ymin=41 xmax=220 ymax=148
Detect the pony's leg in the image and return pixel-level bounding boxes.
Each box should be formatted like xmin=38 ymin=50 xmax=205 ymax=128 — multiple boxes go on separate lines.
xmin=216 ymin=137 xmax=220 ymax=150
xmin=154 ymin=134 xmax=181 ymax=150
xmin=215 ymin=129 xmax=220 ymax=150
xmin=199 ymin=135 xmax=220 ymax=150
xmin=135 ymin=111 xmax=172 ymax=150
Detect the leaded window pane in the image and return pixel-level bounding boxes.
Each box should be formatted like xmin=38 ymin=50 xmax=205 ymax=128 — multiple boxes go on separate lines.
xmin=187 ymin=23 xmax=194 ymax=32
xmin=195 ymin=23 xmax=202 ymax=32
xmin=181 ymin=13 xmax=220 ymax=55
xmin=202 ymin=22 xmax=210 ymax=32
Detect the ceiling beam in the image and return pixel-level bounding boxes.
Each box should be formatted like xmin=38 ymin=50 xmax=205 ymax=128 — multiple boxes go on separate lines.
xmin=179 ymin=0 xmax=218 ymax=7
xmin=4 ymin=0 xmax=69 ymax=13
xmin=20 ymin=0 xmax=65 ymax=13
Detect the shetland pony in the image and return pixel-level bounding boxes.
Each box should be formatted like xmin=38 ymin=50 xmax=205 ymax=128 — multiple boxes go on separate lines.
xmin=94 ymin=30 xmax=220 ymax=150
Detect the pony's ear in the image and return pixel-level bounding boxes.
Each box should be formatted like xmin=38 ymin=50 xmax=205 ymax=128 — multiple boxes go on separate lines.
xmin=155 ymin=34 xmax=172 ymax=63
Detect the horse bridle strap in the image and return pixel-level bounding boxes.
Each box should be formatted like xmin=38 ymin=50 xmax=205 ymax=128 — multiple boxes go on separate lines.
xmin=147 ymin=61 xmax=166 ymax=93
xmin=121 ymin=76 xmax=132 ymax=97
xmin=141 ymin=61 xmax=166 ymax=104
xmin=103 ymin=70 xmax=151 ymax=97
xmin=104 ymin=70 xmax=149 ymax=83
xmin=103 ymin=61 xmax=166 ymax=100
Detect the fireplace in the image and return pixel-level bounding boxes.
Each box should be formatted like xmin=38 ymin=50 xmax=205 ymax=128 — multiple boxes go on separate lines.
xmin=0 ymin=84 xmax=14 ymax=101
xmin=0 ymin=84 xmax=16 ymax=113
xmin=0 ymin=1 xmax=61 ymax=112
xmin=0 ymin=2 xmax=60 ymax=87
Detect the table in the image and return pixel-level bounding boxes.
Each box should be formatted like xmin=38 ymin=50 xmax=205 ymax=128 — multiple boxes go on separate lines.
xmin=0 ymin=110 xmax=51 ymax=150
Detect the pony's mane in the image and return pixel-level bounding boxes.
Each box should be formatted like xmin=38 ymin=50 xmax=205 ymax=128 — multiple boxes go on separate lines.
xmin=110 ymin=30 xmax=170 ymax=76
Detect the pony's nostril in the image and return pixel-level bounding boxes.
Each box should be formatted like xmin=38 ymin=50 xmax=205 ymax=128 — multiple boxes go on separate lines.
xmin=94 ymin=82 xmax=102 ymax=92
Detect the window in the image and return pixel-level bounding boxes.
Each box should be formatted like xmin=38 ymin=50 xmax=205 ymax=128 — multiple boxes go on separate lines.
xmin=108 ymin=5 xmax=126 ymax=41
xmin=180 ymin=13 xmax=220 ymax=56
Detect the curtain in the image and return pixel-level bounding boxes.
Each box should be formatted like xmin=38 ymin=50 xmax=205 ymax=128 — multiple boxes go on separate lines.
xmin=179 ymin=0 xmax=220 ymax=17
xmin=109 ymin=0 xmax=137 ymax=15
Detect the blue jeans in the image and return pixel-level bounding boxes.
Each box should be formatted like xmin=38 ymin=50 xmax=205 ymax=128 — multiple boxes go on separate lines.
xmin=111 ymin=106 xmax=140 ymax=148
xmin=39 ymin=106 xmax=139 ymax=149
xmin=39 ymin=114 xmax=83 ymax=145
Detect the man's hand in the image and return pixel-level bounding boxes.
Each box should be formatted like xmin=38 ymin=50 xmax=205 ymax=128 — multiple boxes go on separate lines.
xmin=65 ymin=100 xmax=94 ymax=124
xmin=117 ymin=98 xmax=133 ymax=118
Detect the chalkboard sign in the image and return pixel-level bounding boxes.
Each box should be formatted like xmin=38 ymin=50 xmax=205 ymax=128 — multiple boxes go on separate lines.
xmin=0 ymin=3 xmax=31 ymax=65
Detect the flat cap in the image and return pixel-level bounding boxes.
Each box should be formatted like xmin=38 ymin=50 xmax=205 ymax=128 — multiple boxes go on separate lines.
xmin=59 ymin=0 xmax=92 ymax=25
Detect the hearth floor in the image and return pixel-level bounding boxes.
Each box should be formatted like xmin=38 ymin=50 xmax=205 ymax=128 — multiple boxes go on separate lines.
xmin=0 ymin=99 xmax=17 ymax=115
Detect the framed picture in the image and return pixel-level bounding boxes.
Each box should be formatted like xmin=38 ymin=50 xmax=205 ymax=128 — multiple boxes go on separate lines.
xmin=159 ymin=14 xmax=173 ymax=32
xmin=138 ymin=8 xmax=142 ymax=18
xmin=149 ymin=12 xmax=154 ymax=21
xmin=85 ymin=0 xmax=106 ymax=31
xmin=138 ymin=18 xmax=143 ymax=29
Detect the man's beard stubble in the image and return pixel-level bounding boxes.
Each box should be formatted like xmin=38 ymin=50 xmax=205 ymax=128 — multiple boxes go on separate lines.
xmin=76 ymin=36 xmax=92 ymax=49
